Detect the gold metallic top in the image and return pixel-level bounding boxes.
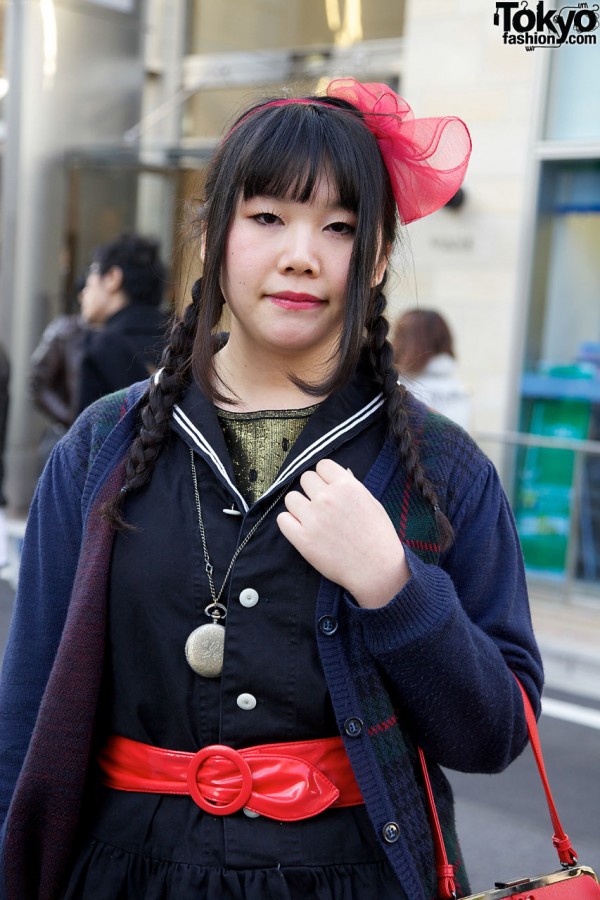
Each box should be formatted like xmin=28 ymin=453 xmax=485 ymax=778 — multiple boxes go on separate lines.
xmin=217 ymin=405 xmax=320 ymax=505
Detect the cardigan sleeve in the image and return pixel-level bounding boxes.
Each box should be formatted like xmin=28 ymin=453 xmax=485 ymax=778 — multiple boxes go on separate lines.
xmin=0 ymin=382 xmax=135 ymax=844
xmin=0 ymin=437 xmax=86 ymax=839
xmin=346 ymin=457 xmax=544 ymax=774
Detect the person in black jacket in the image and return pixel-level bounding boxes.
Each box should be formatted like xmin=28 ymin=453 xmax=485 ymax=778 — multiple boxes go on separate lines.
xmin=78 ymin=233 xmax=170 ymax=412
xmin=30 ymin=313 xmax=90 ymax=428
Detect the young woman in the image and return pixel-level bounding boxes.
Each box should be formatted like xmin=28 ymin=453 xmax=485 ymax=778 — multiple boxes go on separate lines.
xmin=0 ymin=79 xmax=543 ymax=900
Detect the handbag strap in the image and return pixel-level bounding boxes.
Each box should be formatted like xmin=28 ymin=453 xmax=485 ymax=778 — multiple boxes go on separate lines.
xmin=513 ymin=679 xmax=577 ymax=867
xmin=418 ymin=676 xmax=578 ymax=900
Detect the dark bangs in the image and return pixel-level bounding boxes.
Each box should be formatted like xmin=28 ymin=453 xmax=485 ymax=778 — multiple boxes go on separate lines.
xmin=236 ymin=103 xmax=368 ymax=214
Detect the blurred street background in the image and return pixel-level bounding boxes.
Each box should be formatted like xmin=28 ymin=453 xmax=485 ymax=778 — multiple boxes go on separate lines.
xmin=0 ymin=0 xmax=599 ymax=890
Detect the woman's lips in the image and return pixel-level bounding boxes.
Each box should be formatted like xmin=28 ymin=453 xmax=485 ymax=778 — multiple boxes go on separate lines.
xmin=268 ymin=292 xmax=325 ymax=310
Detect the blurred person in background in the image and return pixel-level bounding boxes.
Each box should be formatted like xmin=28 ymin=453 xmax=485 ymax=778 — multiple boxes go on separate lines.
xmin=78 ymin=233 xmax=170 ymax=412
xmin=0 ymin=345 xmax=9 ymax=568
xmin=392 ymin=308 xmax=471 ymax=430
xmin=29 ymin=276 xmax=91 ymax=466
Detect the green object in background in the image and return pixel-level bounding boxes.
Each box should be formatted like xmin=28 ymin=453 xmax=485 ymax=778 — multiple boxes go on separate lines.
xmin=515 ymin=366 xmax=592 ymax=575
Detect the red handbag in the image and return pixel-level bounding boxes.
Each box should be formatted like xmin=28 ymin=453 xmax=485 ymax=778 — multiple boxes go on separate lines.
xmin=419 ymin=679 xmax=600 ymax=900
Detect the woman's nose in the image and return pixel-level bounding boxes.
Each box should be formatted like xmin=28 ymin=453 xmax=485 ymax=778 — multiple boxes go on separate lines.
xmin=277 ymin=227 xmax=320 ymax=276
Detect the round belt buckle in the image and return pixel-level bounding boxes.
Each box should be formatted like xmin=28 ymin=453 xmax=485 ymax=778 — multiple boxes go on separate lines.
xmin=187 ymin=744 xmax=253 ymax=815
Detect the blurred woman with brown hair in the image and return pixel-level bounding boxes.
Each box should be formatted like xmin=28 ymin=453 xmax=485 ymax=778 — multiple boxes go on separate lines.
xmin=392 ymin=308 xmax=471 ymax=430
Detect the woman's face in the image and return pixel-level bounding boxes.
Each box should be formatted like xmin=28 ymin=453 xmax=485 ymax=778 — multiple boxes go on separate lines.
xmin=219 ymin=176 xmax=357 ymax=370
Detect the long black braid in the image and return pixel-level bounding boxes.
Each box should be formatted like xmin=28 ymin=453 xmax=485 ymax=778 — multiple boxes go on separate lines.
xmin=101 ymin=93 xmax=452 ymax=546
xmin=366 ymin=284 xmax=454 ymax=551
xmin=104 ymin=275 xmax=453 ymax=550
xmin=102 ymin=279 xmax=202 ymax=529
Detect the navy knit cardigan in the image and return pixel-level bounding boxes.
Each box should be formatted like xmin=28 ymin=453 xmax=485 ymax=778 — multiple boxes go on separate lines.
xmin=0 ymin=380 xmax=544 ymax=900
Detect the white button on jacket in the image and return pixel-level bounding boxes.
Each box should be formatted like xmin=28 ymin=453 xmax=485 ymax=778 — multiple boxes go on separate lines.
xmin=236 ymin=693 xmax=257 ymax=710
xmin=239 ymin=588 xmax=259 ymax=608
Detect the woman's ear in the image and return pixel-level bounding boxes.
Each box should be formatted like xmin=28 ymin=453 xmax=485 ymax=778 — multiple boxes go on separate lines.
xmin=372 ymin=245 xmax=390 ymax=288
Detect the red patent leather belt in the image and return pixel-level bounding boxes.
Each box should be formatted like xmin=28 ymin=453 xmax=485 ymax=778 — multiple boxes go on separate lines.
xmin=98 ymin=735 xmax=364 ymax=822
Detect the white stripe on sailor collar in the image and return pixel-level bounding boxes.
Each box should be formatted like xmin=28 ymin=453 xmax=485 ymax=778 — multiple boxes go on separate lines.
xmin=172 ymin=391 xmax=384 ymax=511
xmin=172 ymin=406 xmax=249 ymax=512
xmin=261 ymin=393 xmax=384 ymax=501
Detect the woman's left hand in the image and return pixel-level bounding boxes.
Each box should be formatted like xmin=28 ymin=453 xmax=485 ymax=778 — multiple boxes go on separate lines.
xmin=277 ymin=459 xmax=411 ymax=608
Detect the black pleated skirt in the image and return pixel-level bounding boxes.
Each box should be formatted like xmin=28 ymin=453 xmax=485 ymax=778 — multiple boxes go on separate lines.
xmin=62 ymin=785 xmax=403 ymax=899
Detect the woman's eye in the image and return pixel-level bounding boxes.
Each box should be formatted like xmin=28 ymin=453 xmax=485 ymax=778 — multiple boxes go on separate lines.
xmin=327 ymin=221 xmax=356 ymax=236
xmin=252 ymin=212 xmax=280 ymax=225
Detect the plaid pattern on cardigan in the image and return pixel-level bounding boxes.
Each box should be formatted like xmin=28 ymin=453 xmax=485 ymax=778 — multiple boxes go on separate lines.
xmin=1 ymin=384 xmax=541 ymax=900
xmin=315 ymin=418 xmax=471 ymax=900
xmin=2 ymin=388 xmax=138 ymax=899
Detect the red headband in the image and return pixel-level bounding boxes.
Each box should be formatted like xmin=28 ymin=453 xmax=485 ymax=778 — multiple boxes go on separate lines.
xmin=234 ymin=78 xmax=472 ymax=226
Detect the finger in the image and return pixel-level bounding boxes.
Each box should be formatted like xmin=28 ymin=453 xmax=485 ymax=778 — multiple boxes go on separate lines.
xmin=315 ymin=458 xmax=348 ymax=483
xmin=298 ymin=469 xmax=328 ymax=499
xmin=277 ymin=510 xmax=303 ymax=544
xmin=283 ymin=489 xmax=311 ymax=522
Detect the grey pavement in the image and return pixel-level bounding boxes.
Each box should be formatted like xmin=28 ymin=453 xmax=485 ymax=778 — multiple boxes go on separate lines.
xmin=528 ymin=582 xmax=600 ymax=700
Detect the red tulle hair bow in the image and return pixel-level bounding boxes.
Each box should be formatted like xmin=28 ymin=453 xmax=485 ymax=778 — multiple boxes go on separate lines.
xmin=325 ymin=78 xmax=472 ymax=224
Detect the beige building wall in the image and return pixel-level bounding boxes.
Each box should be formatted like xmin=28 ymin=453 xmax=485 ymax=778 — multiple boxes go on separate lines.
xmin=389 ymin=0 xmax=540 ymax=437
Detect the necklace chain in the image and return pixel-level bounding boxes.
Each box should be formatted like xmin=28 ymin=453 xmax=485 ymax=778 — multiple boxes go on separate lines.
xmin=189 ymin=449 xmax=286 ymax=620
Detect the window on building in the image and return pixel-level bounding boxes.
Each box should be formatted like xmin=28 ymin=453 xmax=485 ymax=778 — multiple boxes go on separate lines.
xmin=186 ymin=0 xmax=405 ymax=54
xmin=516 ymin=160 xmax=600 ymax=585
xmin=545 ymin=45 xmax=600 ymax=142
xmin=527 ymin=161 xmax=600 ymax=371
